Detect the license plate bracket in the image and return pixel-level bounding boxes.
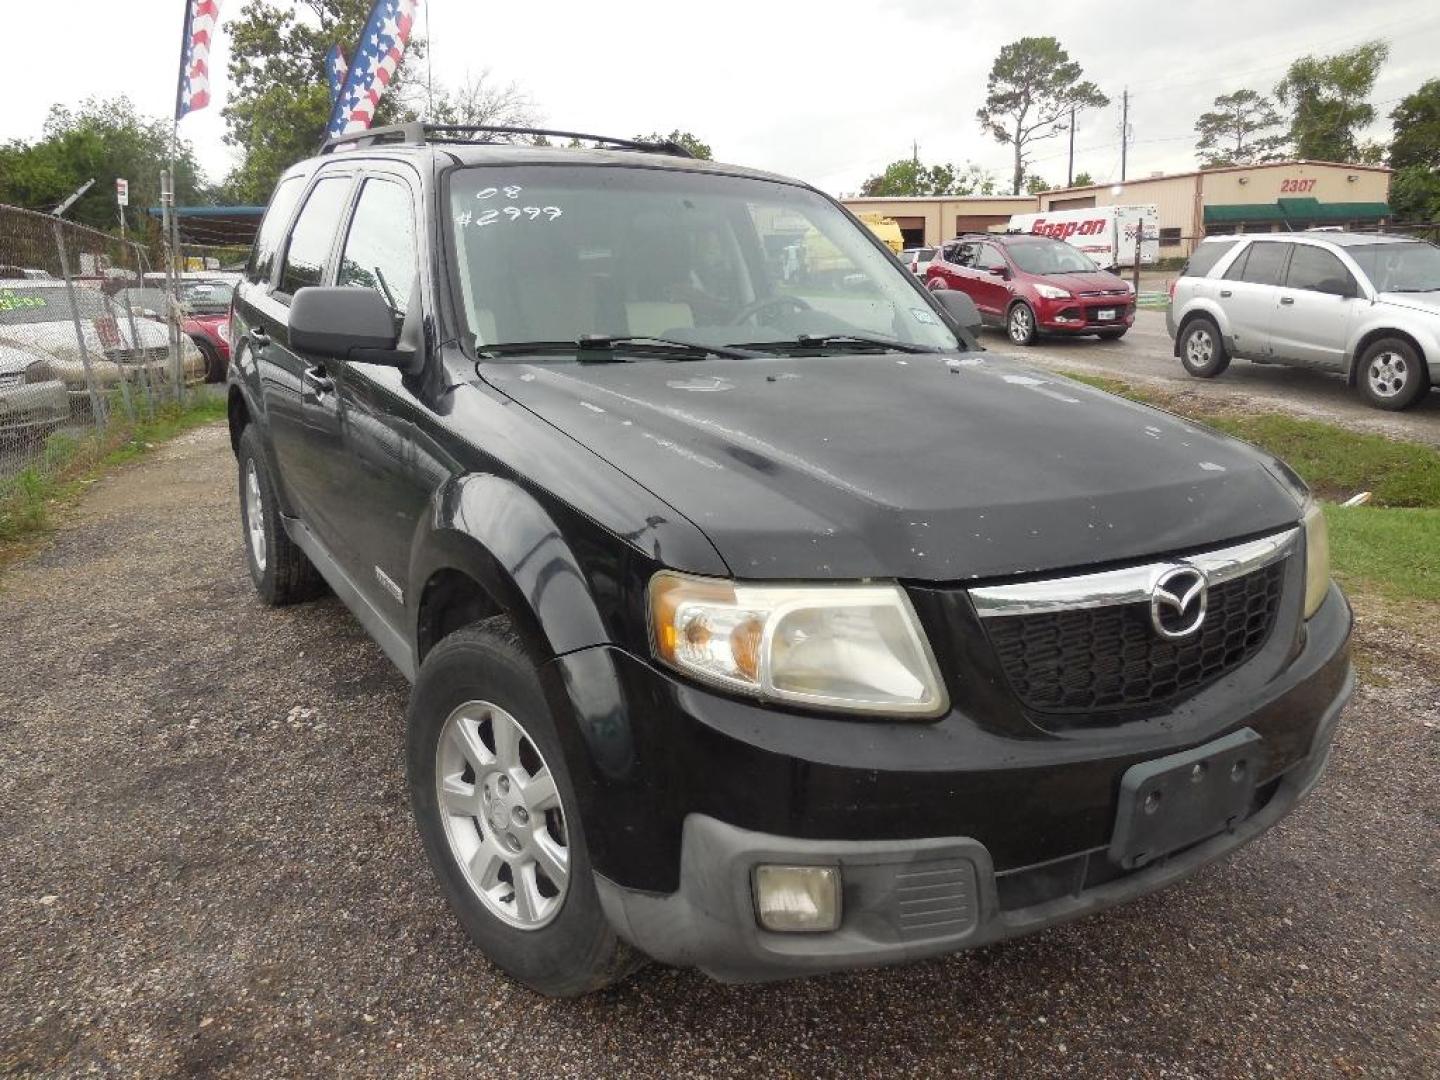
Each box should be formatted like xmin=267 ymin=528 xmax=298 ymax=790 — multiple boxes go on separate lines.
xmin=1096 ymin=308 xmax=1116 ymax=321
xmin=1108 ymin=728 xmax=1261 ymax=870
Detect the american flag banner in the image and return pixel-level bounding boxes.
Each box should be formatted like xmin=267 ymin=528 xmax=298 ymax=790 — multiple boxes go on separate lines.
xmin=325 ymin=44 xmax=349 ymax=109
xmin=174 ymin=0 xmax=223 ymax=121
xmin=326 ymin=0 xmax=420 ymax=138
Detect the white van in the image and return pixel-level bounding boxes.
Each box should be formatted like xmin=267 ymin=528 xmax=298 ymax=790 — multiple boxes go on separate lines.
xmin=1006 ymin=205 xmax=1159 ymax=270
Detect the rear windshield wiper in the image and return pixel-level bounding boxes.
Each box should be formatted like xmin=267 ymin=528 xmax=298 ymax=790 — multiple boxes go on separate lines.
xmin=476 ymin=336 xmax=759 ymax=362
xmin=746 ymin=333 xmax=938 ymax=355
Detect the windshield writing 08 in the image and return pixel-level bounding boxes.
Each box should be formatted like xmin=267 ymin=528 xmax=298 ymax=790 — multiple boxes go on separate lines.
xmin=446 ymin=166 xmax=961 ymax=357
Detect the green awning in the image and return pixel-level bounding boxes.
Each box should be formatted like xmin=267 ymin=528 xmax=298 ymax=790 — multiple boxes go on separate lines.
xmin=1205 ymin=200 xmax=1391 ymax=225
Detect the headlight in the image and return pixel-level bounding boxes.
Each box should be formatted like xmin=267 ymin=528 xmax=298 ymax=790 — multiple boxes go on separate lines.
xmin=649 ymin=572 xmax=947 ymax=717
xmin=1034 ymin=284 xmax=1071 ymax=300
xmin=1302 ymin=499 xmax=1330 ymax=619
xmin=217 ymin=322 xmax=230 ymax=345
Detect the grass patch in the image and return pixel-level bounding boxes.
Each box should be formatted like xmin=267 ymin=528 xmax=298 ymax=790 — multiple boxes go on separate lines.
xmin=0 ymin=392 xmax=226 ymax=550
xmin=1061 ymin=372 xmax=1440 ymax=508
xmin=1325 ymin=504 xmax=1440 ymax=604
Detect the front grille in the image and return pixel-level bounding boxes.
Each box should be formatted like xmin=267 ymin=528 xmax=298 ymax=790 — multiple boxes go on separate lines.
xmin=1084 ymin=303 xmax=1131 ymax=322
xmin=107 ymin=346 xmax=168 ymax=364
xmin=983 ymin=560 xmax=1285 ymax=713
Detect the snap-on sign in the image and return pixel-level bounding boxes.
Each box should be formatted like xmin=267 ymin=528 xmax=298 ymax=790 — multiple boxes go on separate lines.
xmin=1029 ymin=218 xmax=1108 ymax=240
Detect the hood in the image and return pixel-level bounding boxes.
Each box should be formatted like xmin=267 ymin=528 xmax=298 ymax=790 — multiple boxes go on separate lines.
xmin=0 ymin=316 xmax=168 ymax=365
xmin=1375 ymin=290 xmax=1440 ymax=318
xmin=1039 ymin=271 xmax=1131 ymax=294
xmin=0 ymin=341 xmax=50 ymax=376
xmin=483 ymin=351 xmax=1300 ymax=582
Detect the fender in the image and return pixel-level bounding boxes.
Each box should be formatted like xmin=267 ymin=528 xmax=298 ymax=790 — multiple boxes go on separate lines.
xmin=408 ymin=472 xmax=617 ymax=666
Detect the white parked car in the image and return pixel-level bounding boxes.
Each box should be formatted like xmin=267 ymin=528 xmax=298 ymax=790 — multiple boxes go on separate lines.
xmin=900 ymin=246 xmax=937 ymax=276
xmin=1166 ymin=231 xmax=1440 ymax=410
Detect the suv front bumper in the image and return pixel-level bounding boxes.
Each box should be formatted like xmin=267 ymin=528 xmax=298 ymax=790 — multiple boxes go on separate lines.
xmin=596 ymin=667 xmax=1347 ymax=982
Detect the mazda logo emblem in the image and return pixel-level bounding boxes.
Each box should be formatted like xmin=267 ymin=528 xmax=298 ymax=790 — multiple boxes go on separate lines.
xmin=1150 ymin=566 xmax=1208 ymax=640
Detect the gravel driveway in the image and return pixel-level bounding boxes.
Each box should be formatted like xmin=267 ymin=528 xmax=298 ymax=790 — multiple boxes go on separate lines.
xmin=1 ymin=424 xmax=1436 ymax=1078
xmin=1009 ymin=311 xmax=1440 ymax=448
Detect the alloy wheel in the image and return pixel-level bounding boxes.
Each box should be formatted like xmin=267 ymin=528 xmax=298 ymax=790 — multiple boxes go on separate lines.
xmin=435 ymin=700 xmax=570 ymax=930
xmin=1185 ymin=328 xmax=1214 ymax=367
xmin=1009 ymin=306 xmax=1032 ymax=343
xmin=244 ymin=460 xmax=266 ymax=572
xmin=1367 ymin=351 xmax=1409 ymax=399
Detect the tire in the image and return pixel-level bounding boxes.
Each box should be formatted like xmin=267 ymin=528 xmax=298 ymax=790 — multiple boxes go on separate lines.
xmin=926 ymin=276 xmax=947 ymax=291
xmin=193 ymin=337 xmax=225 ymax=383
xmin=407 ymin=618 xmax=644 ymax=997
xmin=1356 ymin=337 xmax=1428 ymax=411
xmin=1096 ymin=328 xmax=1127 ymax=341
xmin=1178 ymin=316 xmax=1230 ymax=378
xmin=236 ymin=425 xmax=325 ymax=605
xmin=1007 ymin=302 xmax=1037 ymax=346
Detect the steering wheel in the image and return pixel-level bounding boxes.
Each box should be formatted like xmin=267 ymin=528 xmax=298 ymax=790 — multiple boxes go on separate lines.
xmin=729 ymin=294 xmax=813 ymax=326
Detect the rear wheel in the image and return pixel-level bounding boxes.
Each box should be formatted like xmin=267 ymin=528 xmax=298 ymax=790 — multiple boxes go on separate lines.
xmin=236 ymin=425 xmax=324 ymax=605
xmin=1007 ymin=302 xmax=1037 ymax=346
xmin=407 ymin=619 xmax=643 ymax=997
xmin=926 ymin=275 xmax=947 ymax=291
xmin=1357 ymin=337 xmax=1428 ymax=411
xmin=1178 ymin=317 xmax=1230 ymax=378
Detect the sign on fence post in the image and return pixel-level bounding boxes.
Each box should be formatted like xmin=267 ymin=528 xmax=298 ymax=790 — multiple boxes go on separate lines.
xmin=116 ymin=178 xmax=129 ymax=244
xmin=50 ymin=221 xmax=108 ymax=431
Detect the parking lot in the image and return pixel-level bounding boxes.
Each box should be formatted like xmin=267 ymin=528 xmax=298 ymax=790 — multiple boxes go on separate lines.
xmin=1 ymin=424 xmax=1435 ymax=1077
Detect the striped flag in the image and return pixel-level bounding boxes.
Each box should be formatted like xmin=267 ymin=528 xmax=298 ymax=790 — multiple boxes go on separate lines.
xmin=326 ymin=0 xmax=420 ymax=138
xmin=175 ymin=0 xmax=223 ymax=121
xmin=326 ymin=44 xmax=349 ymax=109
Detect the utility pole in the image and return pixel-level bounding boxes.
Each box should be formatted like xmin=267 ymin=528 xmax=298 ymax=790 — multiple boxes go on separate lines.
xmin=1067 ymin=105 xmax=1076 ymax=187
xmin=1120 ymin=88 xmax=1129 ymax=182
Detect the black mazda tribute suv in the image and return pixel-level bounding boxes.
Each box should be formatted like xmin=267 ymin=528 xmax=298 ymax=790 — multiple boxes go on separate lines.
xmin=227 ymin=124 xmax=1353 ymax=996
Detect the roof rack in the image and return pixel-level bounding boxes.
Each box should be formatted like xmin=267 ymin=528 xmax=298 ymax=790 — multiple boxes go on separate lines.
xmin=321 ymin=123 xmax=693 ymax=158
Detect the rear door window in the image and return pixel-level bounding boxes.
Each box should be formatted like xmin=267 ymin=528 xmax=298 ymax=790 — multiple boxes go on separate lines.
xmin=276 ymin=176 xmax=353 ymax=298
xmin=1226 ymin=241 xmax=1290 ymax=286
xmin=247 ymin=175 xmax=306 ymax=285
xmin=1285 ymin=245 xmax=1356 ymax=296
xmin=1182 ymin=240 xmax=1239 ymax=279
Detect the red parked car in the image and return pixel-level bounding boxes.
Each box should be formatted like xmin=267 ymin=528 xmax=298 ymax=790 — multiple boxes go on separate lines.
xmin=925 ymin=233 xmax=1135 ymax=345
xmin=118 ymin=278 xmax=234 ymax=381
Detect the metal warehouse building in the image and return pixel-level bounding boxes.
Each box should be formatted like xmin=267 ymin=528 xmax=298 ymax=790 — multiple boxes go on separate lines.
xmin=843 ymin=159 xmax=1392 ymax=256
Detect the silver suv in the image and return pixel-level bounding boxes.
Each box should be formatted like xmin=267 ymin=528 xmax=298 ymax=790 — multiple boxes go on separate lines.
xmin=1166 ymin=231 xmax=1440 ymax=410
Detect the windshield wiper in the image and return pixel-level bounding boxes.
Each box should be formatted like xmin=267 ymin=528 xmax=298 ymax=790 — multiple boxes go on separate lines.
xmin=476 ymin=336 xmax=758 ymax=363
xmin=746 ymin=332 xmax=938 ymax=355
xmin=1386 ymin=286 xmax=1440 ymax=293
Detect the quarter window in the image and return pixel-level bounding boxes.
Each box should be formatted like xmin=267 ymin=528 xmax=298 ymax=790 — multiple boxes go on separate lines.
xmin=338 ymin=178 xmax=416 ymax=319
xmin=277 ymin=176 xmax=352 ymax=297
xmin=1285 ymin=245 xmax=1356 ymax=297
xmin=247 ymin=175 xmax=305 ymax=285
xmin=1225 ymin=241 xmax=1290 ymax=286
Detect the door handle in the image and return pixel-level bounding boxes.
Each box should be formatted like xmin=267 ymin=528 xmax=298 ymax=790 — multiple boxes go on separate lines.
xmin=303 ymin=366 xmax=334 ymax=394
xmin=248 ymin=327 xmax=270 ymax=346
xmin=1219 ymin=289 xmax=1232 ymax=298
xmin=1280 ymin=296 xmax=1295 ymax=305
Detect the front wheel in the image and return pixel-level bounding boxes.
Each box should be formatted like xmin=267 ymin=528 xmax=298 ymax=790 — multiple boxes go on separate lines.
xmin=1357 ymin=337 xmax=1428 ymax=411
xmin=1007 ymin=302 xmax=1037 ymax=346
xmin=407 ymin=618 xmax=643 ymax=997
xmin=1178 ymin=317 xmax=1230 ymax=378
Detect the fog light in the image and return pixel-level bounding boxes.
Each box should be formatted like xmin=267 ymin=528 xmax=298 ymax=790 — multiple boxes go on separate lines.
xmin=753 ymin=865 xmax=840 ymax=932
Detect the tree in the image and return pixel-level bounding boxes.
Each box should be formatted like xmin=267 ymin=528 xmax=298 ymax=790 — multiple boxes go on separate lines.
xmin=422 ymin=70 xmax=542 ymax=133
xmin=0 ymin=97 xmax=206 ymax=230
xmin=1194 ymin=89 xmax=1288 ymax=167
xmin=634 ymin=130 xmax=712 ymax=159
xmin=1275 ymin=40 xmax=1389 ymax=162
xmin=860 ymin=158 xmax=995 ymax=197
xmin=1389 ymin=165 xmax=1440 ymax=222
xmin=1071 ymin=170 xmax=1094 ymax=187
xmin=222 ymin=0 xmax=424 ymax=203
xmin=1024 ymin=174 xmax=1051 ymax=195
xmin=1389 ymin=78 xmax=1440 ymax=172
xmin=976 ymin=37 xmax=1108 ymax=195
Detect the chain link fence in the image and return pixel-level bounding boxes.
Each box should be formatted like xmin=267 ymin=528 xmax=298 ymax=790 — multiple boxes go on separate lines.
xmin=0 ymin=203 xmax=217 ymax=490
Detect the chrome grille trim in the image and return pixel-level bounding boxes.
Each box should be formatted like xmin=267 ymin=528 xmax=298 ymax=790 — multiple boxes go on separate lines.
xmin=969 ymin=528 xmax=1298 ymax=618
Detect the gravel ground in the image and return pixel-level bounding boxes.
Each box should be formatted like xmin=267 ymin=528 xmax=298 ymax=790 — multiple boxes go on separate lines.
xmin=1 ymin=424 xmax=1436 ymax=1078
xmin=1008 ymin=311 xmax=1440 ymax=448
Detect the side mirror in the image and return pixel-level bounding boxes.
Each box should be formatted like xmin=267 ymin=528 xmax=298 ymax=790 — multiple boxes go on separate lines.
xmin=289 ymin=286 xmax=412 ymax=366
xmin=931 ymin=289 xmax=983 ymax=338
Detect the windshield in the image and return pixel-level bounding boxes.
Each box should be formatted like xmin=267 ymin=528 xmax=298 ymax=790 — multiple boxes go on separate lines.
xmin=446 ymin=165 xmax=962 ymax=355
xmin=0 ymin=284 xmax=107 ymax=325
xmin=1006 ymin=238 xmax=1099 ymax=275
xmin=1347 ymin=241 xmax=1440 ymax=293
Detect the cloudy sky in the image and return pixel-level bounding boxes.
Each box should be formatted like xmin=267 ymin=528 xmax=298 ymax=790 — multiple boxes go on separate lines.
xmin=4 ymin=0 xmax=1439 ymax=198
